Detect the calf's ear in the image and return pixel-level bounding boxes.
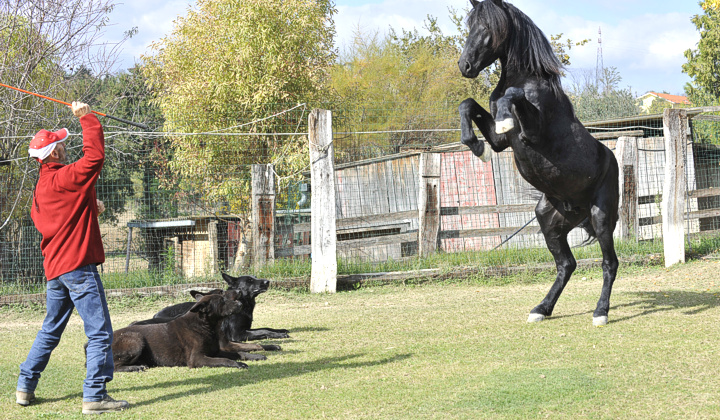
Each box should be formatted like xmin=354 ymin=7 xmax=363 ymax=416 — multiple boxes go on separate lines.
xmin=189 ymin=300 xmax=208 ymax=313
xmin=190 ymin=291 xmax=207 ymax=301
xmin=221 ymin=272 xmax=240 ymax=288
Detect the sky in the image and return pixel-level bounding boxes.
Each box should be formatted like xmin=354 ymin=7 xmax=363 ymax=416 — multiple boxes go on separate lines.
xmin=101 ymin=0 xmax=703 ymax=97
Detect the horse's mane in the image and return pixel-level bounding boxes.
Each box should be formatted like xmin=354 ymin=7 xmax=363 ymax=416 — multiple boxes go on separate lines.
xmin=472 ymin=0 xmax=563 ymax=95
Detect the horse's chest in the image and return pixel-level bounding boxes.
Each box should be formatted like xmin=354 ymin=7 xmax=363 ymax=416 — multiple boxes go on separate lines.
xmin=511 ymin=144 xmax=585 ymax=196
xmin=512 ymin=145 xmax=555 ymax=178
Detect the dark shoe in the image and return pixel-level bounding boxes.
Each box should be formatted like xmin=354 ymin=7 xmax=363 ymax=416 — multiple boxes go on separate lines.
xmin=16 ymin=391 xmax=35 ymax=406
xmin=81 ymin=395 xmax=129 ymax=415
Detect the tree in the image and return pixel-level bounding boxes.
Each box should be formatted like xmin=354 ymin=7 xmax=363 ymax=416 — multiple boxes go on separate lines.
xmin=704 ymin=0 xmax=720 ymax=10
xmin=683 ymin=1 xmax=720 ymax=145
xmin=142 ymin=0 xmax=337 ymax=214
xmin=683 ymin=1 xmax=720 ymax=98
xmin=567 ymin=67 xmax=640 ymax=122
xmin=93 ymin=67 xmax=174 ymax=271
xmin=0 ymin=0 xmax=131 ymax=283
xmin=329 ymin=9 xmax=589 ymax=160
xmin=329 ymin=18 xmax=481 ymax=160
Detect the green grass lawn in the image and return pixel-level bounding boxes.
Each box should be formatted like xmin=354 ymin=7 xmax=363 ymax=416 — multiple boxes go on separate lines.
xmin=1 ymin=259 xmax=720 ymax=419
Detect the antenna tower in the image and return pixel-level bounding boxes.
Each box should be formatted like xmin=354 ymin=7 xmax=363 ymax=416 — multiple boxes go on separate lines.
xmin=596 ymin=27 xmax=604 ymax=88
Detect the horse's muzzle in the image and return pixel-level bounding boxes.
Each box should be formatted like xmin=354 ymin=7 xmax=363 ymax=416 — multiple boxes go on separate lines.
xmin=458 ymin=59 xmax=479 ymax=79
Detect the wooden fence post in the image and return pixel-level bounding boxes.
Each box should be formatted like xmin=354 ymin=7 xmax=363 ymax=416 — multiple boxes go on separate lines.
xmin=208 ymin=220 xmax=219 ymax=274
xmin=252 ymin=164 xmax=275 ymax=270
xmin=419 ymin=152 xmax=441 ymax=257
xmin=309 ymin=109 xmax=337 ymax=293
xmin=616 ymin=136 xmax=638 ymax=241
xmin=662 ymin=109 xmax=688 ymax=267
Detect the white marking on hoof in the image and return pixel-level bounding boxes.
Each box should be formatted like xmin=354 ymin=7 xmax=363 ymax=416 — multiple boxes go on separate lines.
xmin=527 ymin=313 xmax=545 ymax=323
xmin=593 ymin=316 xmax=608 ymax=327
xmin=495 ymin=118 xmax=514 ymax=134
xmin=480 ymin=144 xmax=492 ymax=162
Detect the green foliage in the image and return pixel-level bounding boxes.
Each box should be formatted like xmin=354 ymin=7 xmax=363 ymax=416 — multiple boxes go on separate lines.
xmin=1 ymin=1 xmax=130 ymax=285
xmin=686 ymin=84 xmax=720 ymax=145
xmin=93 ymin=67 xmax=174 ymax=222
xmin=684 ymin=2 xmax=720 ymax=98
xmin=0 ymin=12 xmax=66 ymax=227
xmin=330 ymin=9 xmax=592 ymax=161
xmin=550 ymin=33 xmax=590 ymax=76
xmin=330 ymin=11 xmax=496 ymax=159
xmin=142 ymin=0 xmax=337 ymax=213
xmin=683 ymin=3 xmax=720 ymax=145
xmin=705 ymin=0 xmax=720 ymax=10
xmin=567 ymin=67 xmax=641 ymax=122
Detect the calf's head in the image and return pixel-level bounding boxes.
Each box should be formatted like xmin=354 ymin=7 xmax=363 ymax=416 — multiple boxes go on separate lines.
xmin=189 ymin=294 xmax=244 ymax=321
xmin=221 ymin=273 xmax=270 ymax=298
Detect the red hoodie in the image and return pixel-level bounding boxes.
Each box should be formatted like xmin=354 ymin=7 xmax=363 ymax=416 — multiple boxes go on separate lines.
xmin=31 ymin=114 xmax=105 ymax=280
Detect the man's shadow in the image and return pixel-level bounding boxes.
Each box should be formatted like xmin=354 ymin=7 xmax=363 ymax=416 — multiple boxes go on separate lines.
xmin=107 ymin=352 xmax=413 ymax=408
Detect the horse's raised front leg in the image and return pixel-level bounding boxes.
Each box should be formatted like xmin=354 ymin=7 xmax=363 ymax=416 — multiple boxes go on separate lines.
xmin=459 ymin=98 xmax=510 ymax=161
xmin=529 ymin=195 xmax=585 ymax=322
xmin=494 ymin=87 xmax=543 ymax=142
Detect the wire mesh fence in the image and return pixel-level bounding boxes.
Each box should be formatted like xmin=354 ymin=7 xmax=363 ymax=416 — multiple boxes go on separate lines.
xmin=689 ymin=114 xmax=720 ymax=239
xmin=1 ymin=103 xmax=719 ymax=302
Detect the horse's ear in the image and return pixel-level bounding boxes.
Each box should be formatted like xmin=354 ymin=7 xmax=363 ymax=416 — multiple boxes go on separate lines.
xmin=470 ymin=0 xmax=480 ymax=7
xmin=490 ymin=0 xmax=504 ymax=6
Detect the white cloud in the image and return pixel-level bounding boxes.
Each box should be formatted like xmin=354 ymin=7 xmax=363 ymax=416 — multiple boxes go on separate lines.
xmin=102 ymin=0 xmax=700 ymax=95
xmin=334 ymin=0 xmax=467 ymax=49
xmin=333 ymin=0 xmax=699 ymax=94
xmin=568 ymin=13 xmax=698 ymax=94
xmin=103 ymin=0 xmax=194 ymax=70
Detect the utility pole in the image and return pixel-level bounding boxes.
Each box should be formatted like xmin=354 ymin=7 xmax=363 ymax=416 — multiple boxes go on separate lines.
xmin=596 ymin=26 xmax=604 ymax=90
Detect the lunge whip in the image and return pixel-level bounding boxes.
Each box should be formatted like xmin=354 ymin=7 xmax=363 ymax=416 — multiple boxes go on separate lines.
xmin=0 ymin=82 xmax=150 ymax=130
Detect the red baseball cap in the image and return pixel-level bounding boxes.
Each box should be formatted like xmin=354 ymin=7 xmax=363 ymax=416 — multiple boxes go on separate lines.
xmin=28 ymin=128 xmax=69 ymax=162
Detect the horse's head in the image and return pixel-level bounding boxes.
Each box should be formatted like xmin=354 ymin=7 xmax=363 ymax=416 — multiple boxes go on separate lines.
xmin=458 ymin=0 xmax=508 ymax=78
xmin=458 ymin=0 xmax=562 ymax=83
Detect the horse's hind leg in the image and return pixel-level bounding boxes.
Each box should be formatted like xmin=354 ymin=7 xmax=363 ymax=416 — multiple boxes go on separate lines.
xmin=589 ymin=203 xmax=619 ymax=326
xmin=528 ymin=196 xmax=584 ymax=322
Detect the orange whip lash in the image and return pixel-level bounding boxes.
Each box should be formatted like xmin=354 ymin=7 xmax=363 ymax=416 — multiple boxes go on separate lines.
xmin=0 ymin=82 xmax=149 ymax=130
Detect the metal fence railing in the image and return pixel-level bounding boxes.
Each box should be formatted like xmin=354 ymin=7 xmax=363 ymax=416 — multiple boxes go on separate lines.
xmin=2 ymin=104 xmax=719 ymax=301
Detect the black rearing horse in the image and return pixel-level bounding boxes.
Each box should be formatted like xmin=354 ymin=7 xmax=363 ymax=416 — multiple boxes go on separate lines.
xmin=458 ymin=0 xmax=619 ymax=326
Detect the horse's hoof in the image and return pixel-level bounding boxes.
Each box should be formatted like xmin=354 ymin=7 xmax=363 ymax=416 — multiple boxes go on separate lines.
xmin=527 ymin=313 xmax=545 ymax=323
xmin=593 ymin=316 xmax=608 ymax=327
xmin=495 ymin=118 xmax=514 ymax=134
xmin=480 ymin=144 xmax=492 ymax=162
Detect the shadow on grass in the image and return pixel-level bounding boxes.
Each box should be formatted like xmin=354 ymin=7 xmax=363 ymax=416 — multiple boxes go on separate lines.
xmin=521 ymin=290 xmax=720 ymax=324
xmin=284 ymin=326 xmax=330 ymax=333
xmin=111 ymin=353 xmax=413 ymax=408
xmin=34 ymin=393 xmax=84 ymax=404
xmin=544 ymin=310 xmax=594 ymax=321
xmin=610 ymin=290 xmax=720 ymax=323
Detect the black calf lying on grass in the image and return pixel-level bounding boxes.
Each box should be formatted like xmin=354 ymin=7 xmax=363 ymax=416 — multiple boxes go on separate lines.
xmin=112 ymin=294 xmax=279 ymax=372
xmin=134 ymin=273 xmax=290 ymax=345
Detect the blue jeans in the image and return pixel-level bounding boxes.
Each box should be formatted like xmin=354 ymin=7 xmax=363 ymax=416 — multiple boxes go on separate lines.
xmin=17 ymin=264 xmax=114 ymax=402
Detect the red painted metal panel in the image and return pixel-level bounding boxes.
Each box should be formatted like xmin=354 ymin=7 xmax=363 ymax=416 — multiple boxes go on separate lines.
xmin=440 ymin=150 xmax=501 ymax=251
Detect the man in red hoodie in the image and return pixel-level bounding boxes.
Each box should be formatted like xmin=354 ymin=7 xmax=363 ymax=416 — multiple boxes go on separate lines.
xmin=16 ymin=101 xmax=128 ymax=415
